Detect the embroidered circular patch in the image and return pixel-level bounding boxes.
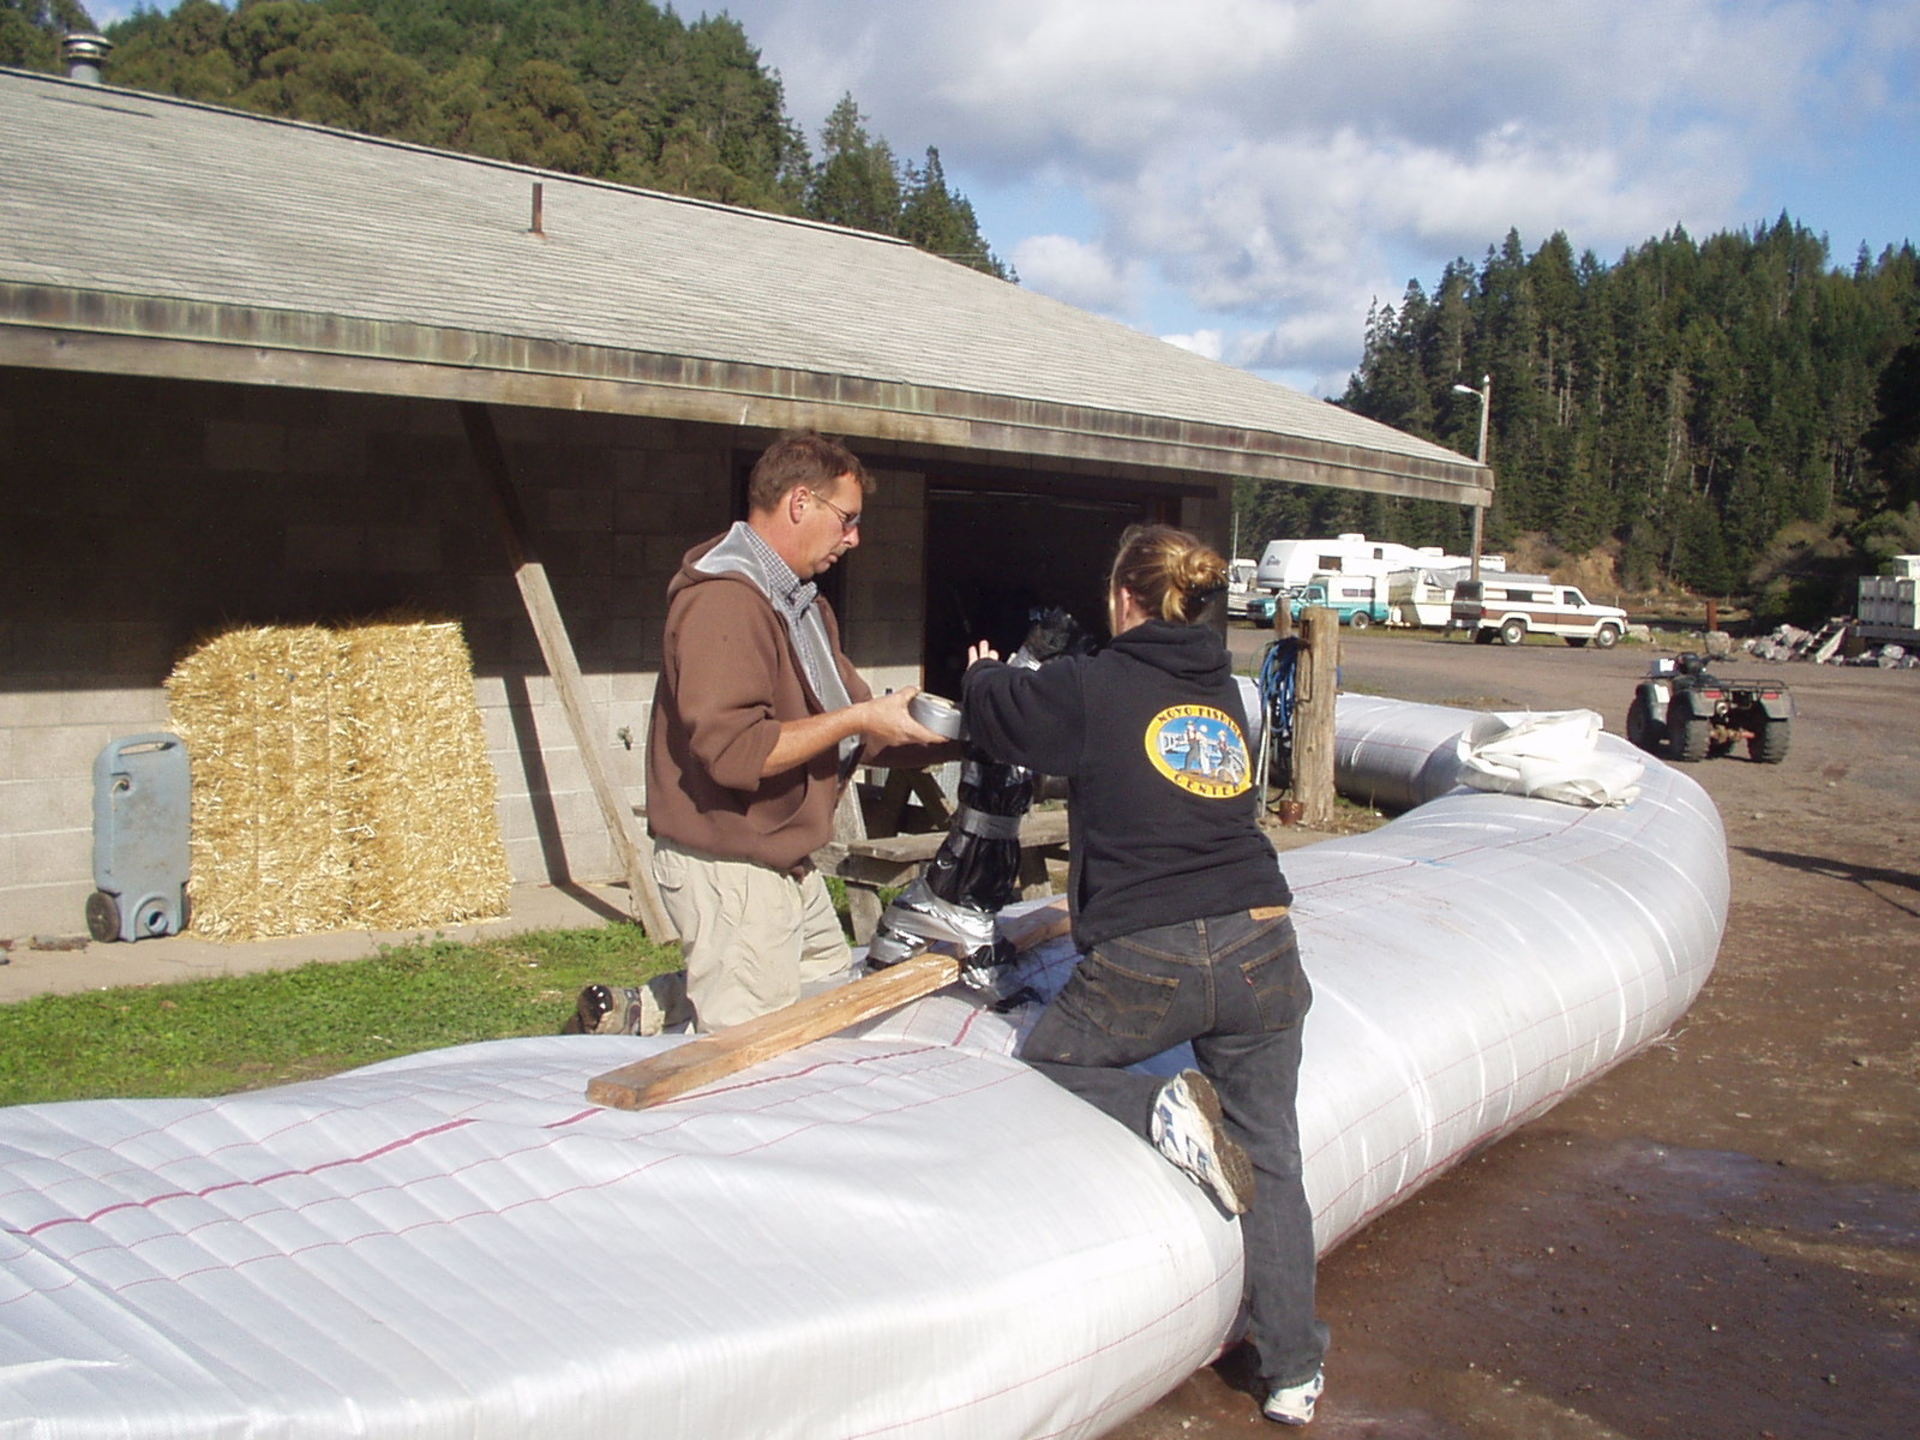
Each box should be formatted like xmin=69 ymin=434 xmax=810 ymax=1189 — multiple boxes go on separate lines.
xmin=1144 ymin=705 xmax=1251 ymax=796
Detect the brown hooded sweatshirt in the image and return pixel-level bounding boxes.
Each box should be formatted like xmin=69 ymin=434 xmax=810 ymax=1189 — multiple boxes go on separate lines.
xmin=645 ymin=531 xmax=931 ymax=874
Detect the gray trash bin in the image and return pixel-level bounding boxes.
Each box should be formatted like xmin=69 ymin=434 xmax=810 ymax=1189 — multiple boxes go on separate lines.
xmin=86 ymin=733 xmax=191 ymax=942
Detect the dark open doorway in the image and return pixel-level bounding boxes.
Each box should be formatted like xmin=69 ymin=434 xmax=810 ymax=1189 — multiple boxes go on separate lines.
xmin=921 ymin=486 xmax=1157 ymax=701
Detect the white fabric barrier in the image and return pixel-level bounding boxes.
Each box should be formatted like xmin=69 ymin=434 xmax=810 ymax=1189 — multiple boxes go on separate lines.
xmin=0 ymin=698 xmax=1726 ymax=1439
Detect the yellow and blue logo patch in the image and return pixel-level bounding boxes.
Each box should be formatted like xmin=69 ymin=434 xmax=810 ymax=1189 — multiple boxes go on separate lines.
xmin=1144 ymin=704 xmax=1251 ymax=797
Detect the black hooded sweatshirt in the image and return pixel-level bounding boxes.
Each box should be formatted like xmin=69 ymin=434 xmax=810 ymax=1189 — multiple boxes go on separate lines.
xmin=962 ymin=620 xmax=1290 ymax=950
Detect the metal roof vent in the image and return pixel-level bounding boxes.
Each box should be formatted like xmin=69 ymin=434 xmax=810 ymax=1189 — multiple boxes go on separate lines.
xmin=62 ymin=32 xmax=112 ymax=85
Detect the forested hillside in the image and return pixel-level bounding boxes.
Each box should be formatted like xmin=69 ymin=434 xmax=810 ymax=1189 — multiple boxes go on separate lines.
xmin=1259 ymin=220 xmax=1920 ymax=623
xmin=1 ymin=0 xmax=1009 ymax=276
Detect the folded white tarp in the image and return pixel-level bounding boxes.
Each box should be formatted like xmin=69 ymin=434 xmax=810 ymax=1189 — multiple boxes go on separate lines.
xmin=0 ymin=697 xmax=1726 ymax=1439
xmin=1452 ymin=708 xmax=1645 ymax=808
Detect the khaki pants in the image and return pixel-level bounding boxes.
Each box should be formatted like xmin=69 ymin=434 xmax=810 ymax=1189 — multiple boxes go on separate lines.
xmin=651 ymin=837 xmax=852 ymax=1031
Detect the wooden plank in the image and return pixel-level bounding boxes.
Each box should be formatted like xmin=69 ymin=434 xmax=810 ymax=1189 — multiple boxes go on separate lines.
xmin=459 ymin=401 xmax=677 ymax=942
xmin=586 ymin=952 xmax=962 ymax=1110
xmin=585 ymin=898 xmax=1071 ymax=1111
xmin=846 ymin=809 xmax=1071 ymax=864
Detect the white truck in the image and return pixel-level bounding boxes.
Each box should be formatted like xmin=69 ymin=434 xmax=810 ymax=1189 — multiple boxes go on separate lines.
xmin=1225 ymin=558 xmax=1260 ymax=618
xmin=1449 ymin=574 xmax=1629 ymax=648
xmin=1855 ymin=555 xmax=1920 ymax=646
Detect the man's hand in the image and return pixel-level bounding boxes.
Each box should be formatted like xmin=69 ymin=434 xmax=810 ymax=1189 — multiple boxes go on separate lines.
xmin=859 ymin=686 xmax=949 ymax=748
xmin=758 ymin=686 xmax=949 ymax=775
xmin=967 ymin=641 xmax=1001 ymax=666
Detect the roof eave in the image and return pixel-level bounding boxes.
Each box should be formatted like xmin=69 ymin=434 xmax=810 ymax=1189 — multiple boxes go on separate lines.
xmin=0 ymin=283 xmax=1494 ymax=506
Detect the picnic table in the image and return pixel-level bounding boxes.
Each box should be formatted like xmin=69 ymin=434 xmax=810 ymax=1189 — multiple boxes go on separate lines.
xmin=824 ymin=768 xmax=1070 ymax=943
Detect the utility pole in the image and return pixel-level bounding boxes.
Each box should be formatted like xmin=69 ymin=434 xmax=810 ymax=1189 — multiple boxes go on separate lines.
xmin=1452 ymin=374 xmax=1492 ymax=581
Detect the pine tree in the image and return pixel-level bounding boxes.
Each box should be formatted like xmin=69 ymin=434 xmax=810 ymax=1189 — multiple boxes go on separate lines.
xmin=807 ymin=93 xmax=900 ymax=235
xmin=899 ymin=147 xmax=1010 ymax=279
xmin=0 ymin=0 xmax=94 ymax=69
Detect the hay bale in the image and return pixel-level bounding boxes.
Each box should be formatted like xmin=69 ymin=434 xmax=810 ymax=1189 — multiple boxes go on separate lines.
xmin=167 ymin=620 xmax=509 ymax=941
xmin=167 ymin=626 xmax=352 ymax=940
xmin=337 ymin=621 xmax=511 ymax=931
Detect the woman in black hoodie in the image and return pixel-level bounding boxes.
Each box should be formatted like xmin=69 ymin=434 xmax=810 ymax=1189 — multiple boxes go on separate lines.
xmin=961 ymin=523 xmax=1329 ymax=1428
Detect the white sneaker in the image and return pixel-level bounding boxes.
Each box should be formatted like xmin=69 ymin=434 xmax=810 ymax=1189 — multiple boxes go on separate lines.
xmin=1263 ymin=1369 xmax=1323 ymax=1426
xmin=1149 ymin=1070 xmax=1255 ymax=1215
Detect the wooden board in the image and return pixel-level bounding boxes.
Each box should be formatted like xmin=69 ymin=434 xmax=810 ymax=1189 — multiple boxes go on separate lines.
xmin=459 ymin=402 xmax=676 ymax=943
xmin=585 ymin=899 xmax=1071 ymax=1111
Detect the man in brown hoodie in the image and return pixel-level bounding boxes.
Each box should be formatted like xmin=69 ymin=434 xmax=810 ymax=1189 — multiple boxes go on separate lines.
xmin=645 ymin=431 xmax=956 ymax=1030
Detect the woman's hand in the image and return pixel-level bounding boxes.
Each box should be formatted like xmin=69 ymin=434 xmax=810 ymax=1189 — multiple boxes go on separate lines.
xmin=967 ymin=641 xmax=1001 ymax=667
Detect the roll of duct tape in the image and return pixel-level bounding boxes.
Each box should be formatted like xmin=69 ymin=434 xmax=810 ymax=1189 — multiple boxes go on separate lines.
xmin=908 ymin=691 xmax=965 ymax=740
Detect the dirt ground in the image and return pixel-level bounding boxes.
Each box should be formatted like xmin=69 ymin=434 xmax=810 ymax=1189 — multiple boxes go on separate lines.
xmin=1106 ymin=627 xmax=1920 ymax=1440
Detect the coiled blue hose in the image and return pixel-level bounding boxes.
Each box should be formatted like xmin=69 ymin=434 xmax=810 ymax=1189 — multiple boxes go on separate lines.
xmin=1256 ymin=637 xmax=1301 ymax=798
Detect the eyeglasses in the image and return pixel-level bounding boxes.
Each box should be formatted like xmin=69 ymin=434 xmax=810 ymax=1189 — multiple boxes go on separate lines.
xmin=806 ymin=489 xmax=862 ymax=532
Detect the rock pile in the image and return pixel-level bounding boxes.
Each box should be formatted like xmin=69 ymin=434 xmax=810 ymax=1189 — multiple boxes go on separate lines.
xmin=1743 ymin=623 xmax=1919 ymax=667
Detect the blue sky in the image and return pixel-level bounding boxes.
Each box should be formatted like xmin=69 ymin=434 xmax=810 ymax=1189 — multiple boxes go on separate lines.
xmin=89 ymin=0 xmax=1920 ymax=397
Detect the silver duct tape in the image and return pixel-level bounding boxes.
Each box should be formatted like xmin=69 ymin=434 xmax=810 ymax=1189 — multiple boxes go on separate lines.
xmin=866 ymin=878 xmax=998 ymax=971
xmin=953 ymin=806 xmax=1023 ymax=841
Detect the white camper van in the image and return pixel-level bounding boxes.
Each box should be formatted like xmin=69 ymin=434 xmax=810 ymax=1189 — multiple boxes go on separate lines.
xmin=1255 ymin=534 xmax=1500 ymax=596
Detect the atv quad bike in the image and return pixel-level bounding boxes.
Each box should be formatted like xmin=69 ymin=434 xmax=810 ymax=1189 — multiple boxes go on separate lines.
xmin=1625 ymin=653 xmax=1793 ymax=763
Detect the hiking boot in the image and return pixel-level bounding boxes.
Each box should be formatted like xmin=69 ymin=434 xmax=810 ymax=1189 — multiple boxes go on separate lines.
xmin=564 ymin=973 xmax=691 ymax=1036
xmin=563 ymin=982 xmax=663 ymax=1036
xmin=562 ymin=983 xmax=616 ymax=1034
xmin=1262 ymin=1369 xmax=1324 ymax=1426
xmin=1149 ymin=1069 xmax=1255 ymax=1216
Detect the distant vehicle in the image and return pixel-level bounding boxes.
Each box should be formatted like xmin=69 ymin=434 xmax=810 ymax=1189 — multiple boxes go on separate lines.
xmin=1449 ymin=574 xmax=1627 ymax=648
xmin=1855 ymin=558 xmax=1920 ymax=646
xmin=1225 ymin=558 xmax=1260 ymax=618
xmin=1245 ymin=590 xmax=1280 ymax=627
xmin=1255 ymin=533 xmax=1501 ymax=596
xmin=1289 ymin=572 xmax=1390 ymax=629
xmin=1386 ymin=565 xmax=1472 ymax=628
xmin=1626 ymin=655 xmax=1792 ymax=763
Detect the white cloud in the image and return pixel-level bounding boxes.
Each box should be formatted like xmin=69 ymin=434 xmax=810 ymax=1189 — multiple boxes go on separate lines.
xmin=1009 ymin=234 xmax=1137 ymax=314
xmin=715 ymin=0 xmax=1918 ymax=386
xmin=1161 ymin=329 xmax=1225 ymax=362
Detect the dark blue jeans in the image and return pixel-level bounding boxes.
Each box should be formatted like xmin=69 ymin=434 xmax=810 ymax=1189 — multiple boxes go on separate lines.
xmin=1019 ymin=909 xmax=1328 ymax=1389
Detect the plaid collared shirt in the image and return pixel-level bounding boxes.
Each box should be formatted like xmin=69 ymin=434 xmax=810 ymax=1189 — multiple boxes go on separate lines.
xmin=741 ymin=524 xmax=825 ymax=699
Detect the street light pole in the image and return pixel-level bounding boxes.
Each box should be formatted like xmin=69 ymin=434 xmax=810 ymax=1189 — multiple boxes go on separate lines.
xmin=1452 ymin=374 xmax=1492 ymax=581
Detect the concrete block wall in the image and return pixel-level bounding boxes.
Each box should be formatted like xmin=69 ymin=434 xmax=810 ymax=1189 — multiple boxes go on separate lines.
xmin=0 ymin=367 xmax=932 ymax=939
xmin=842 ymin=463 xmax=932 ymax=696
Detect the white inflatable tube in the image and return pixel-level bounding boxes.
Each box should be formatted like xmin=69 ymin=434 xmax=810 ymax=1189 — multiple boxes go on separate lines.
xmin=0 ymin=698 xmax=1725 ymax=1439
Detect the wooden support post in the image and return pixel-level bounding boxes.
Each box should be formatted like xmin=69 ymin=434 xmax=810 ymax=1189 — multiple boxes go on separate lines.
xmin=586 ymin=899 xmax=1072 ymax=1111
xmin=1294 ymin=606 xmax=1339 ymax=829
xmin=829 ymin=784 xmax=884 ymax=946
xmin=459 ymin=402 xmax=677 ymax=942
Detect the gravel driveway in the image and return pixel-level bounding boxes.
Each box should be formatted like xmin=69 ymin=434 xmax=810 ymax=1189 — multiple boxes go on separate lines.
xmin=1105 ymin=626 xmax=1920 ymax=1440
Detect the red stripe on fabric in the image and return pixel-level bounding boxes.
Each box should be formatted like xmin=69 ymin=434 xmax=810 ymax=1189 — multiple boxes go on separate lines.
xmin=14 ymin=1118 xmax=480 ymax=1237
xmin=0 ymin=1049 xmax=1028 ymax=1303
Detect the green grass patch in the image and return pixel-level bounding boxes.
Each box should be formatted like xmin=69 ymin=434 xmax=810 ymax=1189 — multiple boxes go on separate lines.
xmin=0 ymin=925 xmax=681 ymax=1107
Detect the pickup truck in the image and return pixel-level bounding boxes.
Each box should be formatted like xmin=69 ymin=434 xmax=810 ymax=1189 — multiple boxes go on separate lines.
xmin=1290 ymin=573 xmax=1390 ymax=629
xmin=1449 ymin=576 xmax=1628 ymax=648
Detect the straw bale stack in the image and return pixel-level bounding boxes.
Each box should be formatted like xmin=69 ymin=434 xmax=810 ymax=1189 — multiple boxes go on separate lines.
xmin=168 ymin=621 xmax=510 ymax=940
xmin=336 ymin=622 xmax=511 ymax=931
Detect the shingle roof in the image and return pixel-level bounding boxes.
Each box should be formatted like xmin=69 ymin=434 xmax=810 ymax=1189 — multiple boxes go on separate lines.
xmin=0 ymin=67 xmax=1488 ymax=502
